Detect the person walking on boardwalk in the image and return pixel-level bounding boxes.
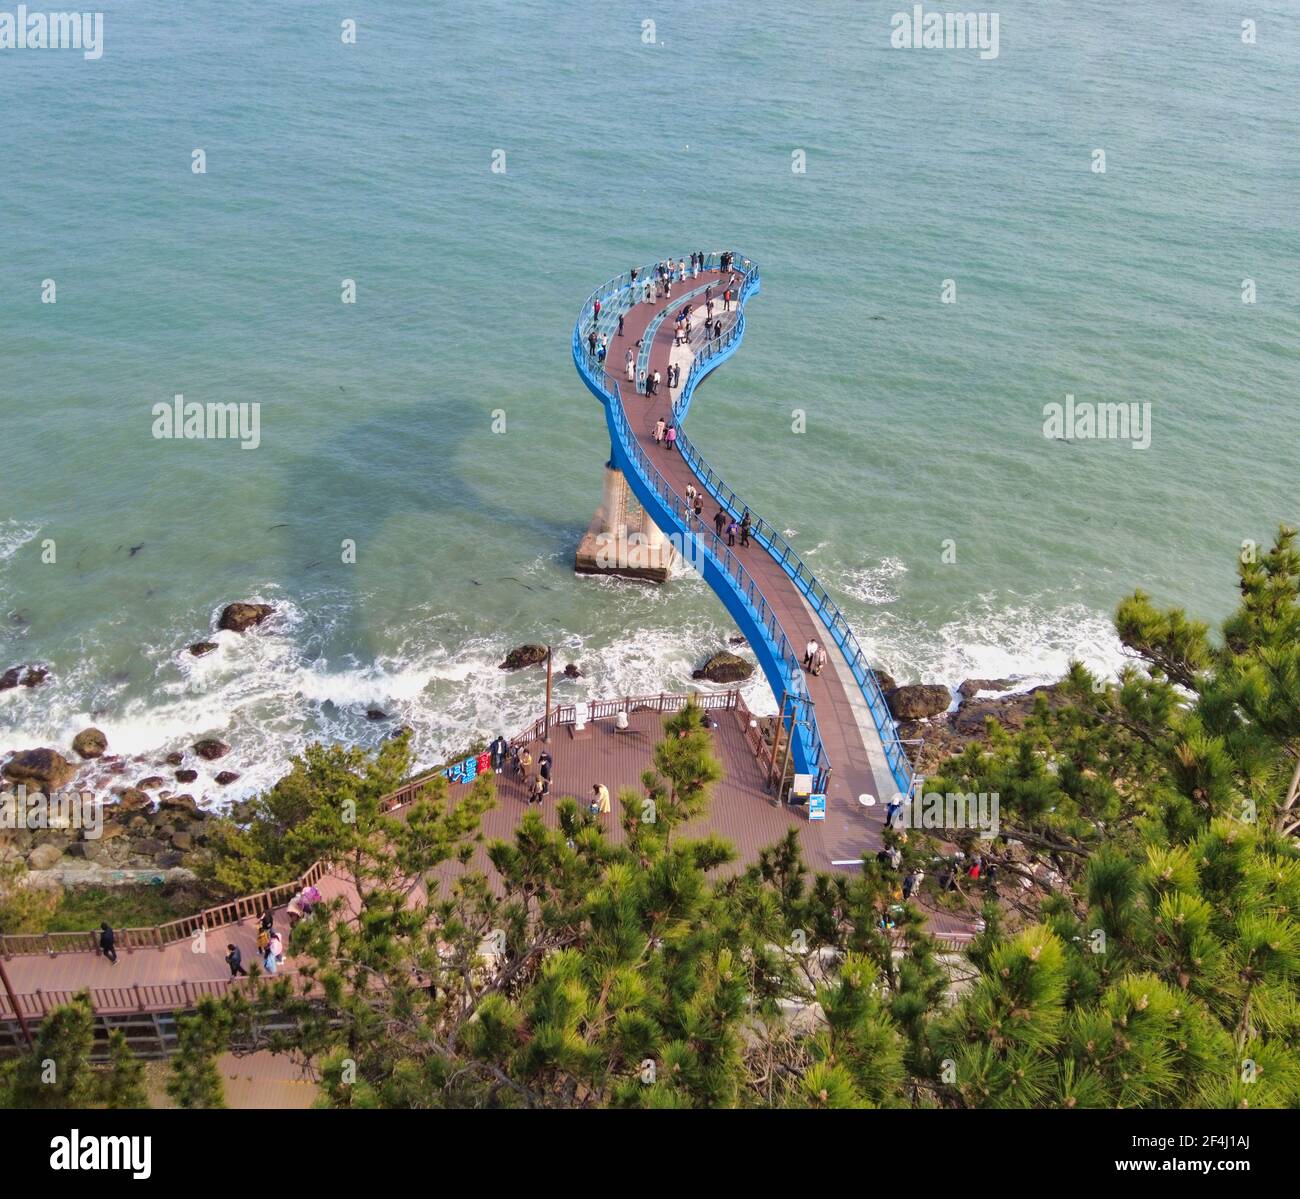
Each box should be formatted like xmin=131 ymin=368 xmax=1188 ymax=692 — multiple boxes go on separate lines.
xmin=99 ymin=921 xmax=118 ymax=965
xmin=664 ymin=423 xmax=677 ymax=451
xmin=518 ymin=746 xmax=533 ymax=779
xmin=489 ymin=733 xmax=509 ymax=774
xmin=726 ymin=520 xmax=737 ymax=547
xmin=812 ymin=646 xmax=827 ymax=676
xmin=803 ymin=639 xmax=819 ymax=672
xmin=713 ymin=509 xmax=727 ymax=537
xmin=226 ymin=944 xmax=247 ymax=977
xmin=654 ymin=416 xmax=666 ymax=444
xmin=588 ymin=329 xmax=597 ymax=358
xmin=739 ymin=515 xmax=751 ymax=548
xmin=593 ymin=296 xmax=601 ymax=323
xmin=652 ymin=369 xmax=661 ymax=395
xmin=617 ymin=312 xmax=624 ymax=338
xmin=257 ymin=922 xmax=271 ymax=962
xmin=693 ymin=495 xmax=704 ymax=523
xmin=686 ymin=482 xmax=697 ymax=507
xmin=625 ymin=349 xmax=635 ymax=382
xmin=592 ymin=783 xmax=611 ymax=815
xmin=528 ymin=773 xmax=545 ymax=805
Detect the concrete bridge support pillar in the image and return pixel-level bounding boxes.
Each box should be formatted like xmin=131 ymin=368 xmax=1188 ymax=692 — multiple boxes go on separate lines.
xmin=575 ymin=461 xmax=677 ymax=584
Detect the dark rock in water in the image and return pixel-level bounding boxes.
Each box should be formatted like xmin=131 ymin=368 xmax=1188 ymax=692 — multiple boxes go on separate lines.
xmin=563 ymin=663 xmax=582 ymax=679
xmin=958 ymin=678 xmax=1016 ymax=700
xmin=136 ymin=776 xmax=166 ymax=791
xmin=174 ymin=768 xmax=198 ymax=783
xmin=365 ymin=708 xmax=389 ymax=721
xmin=217 ymin=602 xmax=274 ymax=634
xmin=189 ymin=640 xmax=218 ymax=657
xmin=0 ymin=666 xmax=22 ymax=691
xmin=72 ymin=727 xmax=109 ymax=760
xmin=3 ymin=748 xmax=77 ymax=793
xmin=193 ymin=738 xmax=230 ymax=761
xmin=728 ymin=635 xmax=747 ymax=647
xmin=164 ymin=752 xmax=185 ymax=766
xmin=21 ymin=666 xmax=48 ymax=687
xmin=499 ymin=644 xmax=548 ymax=670
xmin=875 ymin=671 xmax=897 ymax=694
xmin=884 ymin=684 xmax=951 ymax=721
xmin=692 ymin=650 xmax=754 ymax=684
xmin=214 ymin=770 xmax=240 ymax=785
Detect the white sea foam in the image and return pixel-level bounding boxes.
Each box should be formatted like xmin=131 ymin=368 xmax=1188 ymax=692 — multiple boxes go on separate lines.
xmin=838 ymin=557 xmax=908 ymax=606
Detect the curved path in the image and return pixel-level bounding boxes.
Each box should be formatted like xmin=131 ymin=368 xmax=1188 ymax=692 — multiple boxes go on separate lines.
xmin=574 ymin=253 xmax=916 ymax=868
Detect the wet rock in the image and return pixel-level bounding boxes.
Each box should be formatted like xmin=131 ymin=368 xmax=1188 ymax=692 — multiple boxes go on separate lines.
xmin=692 ymin=650 xmax=754 ymax=684
xmin=958 ymin=678 xmax=1016 ymax=700
xmin=0 ymin=666 xmax=21 ymax=691
xmin=499 ymin=644 xmax=548 ymax=670
xmin=3 ymin=748 xmax=77 ymax=793
xmin=136 ymin=776 xmax=166 ymax=791
xmin=214 ymin=770 xmax=240 ymax=786
xmin=175 ymin=768 xmax=198 ymax=783
xmin=365 ymin=708 xmax=389 ymax=721
xmin=217 ymin=602 xmax=274 ymax=633
xmin=874 ymin=671 xmax=897 ymax=694
xmin=21 ymin=666 xmax=48 ymax=687
xmin=728 ymin=635 xmax=747 ymax=647
xmin=193 ymin=738 xmax=229 ymax=761
xmin=160 ymin=794 xmax=201 ymax=819
xmin=189 ymin=640 xmax=219 ymax=657
xmin=72 ymin=728 xmax=109 ymax=760
xmin=884 ymin=684 xmax=952 ymax=721
xmin=115 ymin=788 xmax=154 ymax=813
xmin=900 ymin=684 xmax=1068 ymax=774
xmin=164 ymin=752 xmax=185 ymax=766
xmin=563 ymin=663 xmax=582 ymax=679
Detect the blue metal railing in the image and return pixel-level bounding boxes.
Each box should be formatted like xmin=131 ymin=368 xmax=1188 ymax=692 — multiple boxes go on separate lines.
xmin=573 ymin=251 xmax=913 ymax=798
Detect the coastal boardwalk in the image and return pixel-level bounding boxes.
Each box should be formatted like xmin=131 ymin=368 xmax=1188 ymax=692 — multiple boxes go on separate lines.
xmin=1 ymin=698 xmax=971 ymax=1046
xmin=595 ymin=265 xmax=906 ymax=868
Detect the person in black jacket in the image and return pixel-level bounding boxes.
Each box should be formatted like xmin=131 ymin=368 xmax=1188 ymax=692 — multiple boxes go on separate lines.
xmin=226 ymin=944 xmax=247 ymax=977
xmin=99 ymin=922 xmax=117 ymax=965
xmin=489 ymin=734 xmax=509 ymax=774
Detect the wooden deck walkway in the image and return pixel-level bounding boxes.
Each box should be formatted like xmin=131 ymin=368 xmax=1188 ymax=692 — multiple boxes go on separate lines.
xmin=4 ymin=699 xmax=972 ymax=1028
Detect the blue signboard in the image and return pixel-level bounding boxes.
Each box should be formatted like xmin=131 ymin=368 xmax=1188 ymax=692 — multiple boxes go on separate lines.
xmin=807 ymin=793 xmax=826 ymax=821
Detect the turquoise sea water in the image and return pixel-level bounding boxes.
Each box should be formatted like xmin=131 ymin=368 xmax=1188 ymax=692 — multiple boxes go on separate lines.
xmin=2 ymin=1 xmax=1297 ymax=800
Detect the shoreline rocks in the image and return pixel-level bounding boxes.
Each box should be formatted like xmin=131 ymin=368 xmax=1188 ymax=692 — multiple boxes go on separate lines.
xmin=1 ymin=664 xmax=49 ymax=690
xmin=193 ymin=738 xmax=230 ymax=761
xmin=884 ymin=684 xmax=951 ymax=721
xmin=3 ymin=748 xmax=77 ymax=793
xmin=72 ymin=728 xmax=108 ymax=760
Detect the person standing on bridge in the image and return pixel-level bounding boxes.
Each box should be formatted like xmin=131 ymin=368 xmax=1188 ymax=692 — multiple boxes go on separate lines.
xmin=726 ymin=520 xmax=737 ymax=547
xmin=664 ymin=423 xmax=677 ymax=451
xmin=98 ymin=921 xmax=118 ymax=965
xmin=652 ymin=369 xmax=661 ymax=395
xmin=625 ymin=349 xmax=635 ymax=382
xmin=803 ymin=639 xmax=820 ymax=672
xmin=713 ymin=509 xmax=727 ymax=537
xmin=740 ymin=511 xmax=752 ymax=547
xmin=588 ymin=329 xmax=597 ymax=358
xmin=489 ymin=733 xmax=509 ymax=774
xmin=813 ymin=646 xmax=827 ymax=676
xmin=617 ymin=311 xmax=624 ymax=338
xmin=693 ymin=495 xmax=704 ymax=524
xmin=226 ymin=944 xmax=247 ymax=977
xmin=593 ymin=296 xmax=601 ymax=323
xmin=653 ymin=416 xmax=666 ymax=444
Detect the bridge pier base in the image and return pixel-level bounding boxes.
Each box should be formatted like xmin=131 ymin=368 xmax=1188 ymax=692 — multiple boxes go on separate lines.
xmin=575 ymin=464 xmax=677 ymax=584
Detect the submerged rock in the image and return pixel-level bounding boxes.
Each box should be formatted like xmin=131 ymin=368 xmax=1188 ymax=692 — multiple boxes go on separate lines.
xmin=189 ymin=640 xmax=219 ymax=657
xmin=365 ymin=708 xmax=389 ymax=721
xmin=957 ymin=677 xmax=1016 ymax=699
xmin=692 ymin=650 xmax=754 ymax=684
xmin=499 ymin=644 xmax=548 ymax=670
xmin=217 ymin=602 xmax=274 ymax=634
xmin=563 ymin=663 xmax=582 ymax=679
xmin=214 ymin=770 xmax=241 ymax=786
xmin=174 ymin=768 xmax=198 ymax=783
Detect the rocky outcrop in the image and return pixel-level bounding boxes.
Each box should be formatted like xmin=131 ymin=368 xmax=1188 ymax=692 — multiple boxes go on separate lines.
xmin=174 ymin=768 xmax=198 ymax=783
xmin=217 ymin=602 xmax=274 ymax=634
xmin=875 ymin=671 xmax=897 ymax=694
xmin=499 ymin=644 xmax=548 ymax=670
xmin=365 ymin=708 xmax=389 ymax=721
xmin=3 ymin=748 xmax=77 ymax=793
xmin=193 ymin=739 xmax=230 ymax=761
xmin=136 ymin=776 xmax=166 ymax=790
xmin=884 ymin=684 xmax=952 ymax=720
xmin=214 ymin=771 xmax=241 ymax=786
xmin=899 ymin=683 xmax=1068 ymax=774
xmin=957 ymin=677 xmax=1016 ymax=699
xmin=563 ymin=663 xmax=582 ymax=679
xmin=1 ymin=664 xmax=48 ymax=690
xmin=189 ymin=640 xmax=218 ymax=657
xmin=72 ymin=728 xmax=109 ymax=760
xmin=692 ymin=650 xmax=754 ymax=684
